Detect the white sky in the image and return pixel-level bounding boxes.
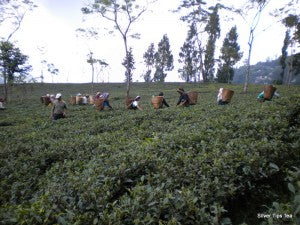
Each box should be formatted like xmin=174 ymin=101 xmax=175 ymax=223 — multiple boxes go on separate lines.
xmin=1 ymin=0 xmax=298 ymax=83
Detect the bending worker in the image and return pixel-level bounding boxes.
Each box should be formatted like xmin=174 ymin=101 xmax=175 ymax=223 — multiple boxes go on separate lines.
xmin=176 ymin=88 xmax=189 ymax=106
xmin=158 ymin=92 xmax=170 ymax=107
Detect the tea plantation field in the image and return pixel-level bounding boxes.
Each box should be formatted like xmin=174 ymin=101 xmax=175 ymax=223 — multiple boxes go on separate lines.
xmin=0 ymin=83 xmax=299 ymax=225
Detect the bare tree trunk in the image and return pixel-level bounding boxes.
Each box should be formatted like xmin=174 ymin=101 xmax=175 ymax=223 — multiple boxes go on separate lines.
xmin=244 ymin=30 xmax=254 ymax=93
xmin=227 ymin=71 xmax=230 ymax=84
xmin=3 ymin=69 xmax=8 ymax=101
xmin=195 ymin=37 xmax=204 ymax=82
xmin=241 ymin=1 xmax=269 ymax=92
xmin=91 ymin=62 xmax=95 ymax=93
xmin=123 ymin=36 xmax=131 ymax=97
xmin=287 ymin=56 xmax=294 ymax=87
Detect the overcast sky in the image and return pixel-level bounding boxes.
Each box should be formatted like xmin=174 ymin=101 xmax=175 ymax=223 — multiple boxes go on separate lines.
xmin=1 ymin=0 xmax=298 ymax=83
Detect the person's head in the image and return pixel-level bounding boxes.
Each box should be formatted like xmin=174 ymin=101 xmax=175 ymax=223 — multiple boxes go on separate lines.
xmin=102 ymin=92 xmax=109 ymax=98
xmin=159 ymin=92 xmax=164 ymax=96
xmin=177 ymin=88 xmax=185 ymax=94
xmin=55 ymin=93 xmax=62 ymax=100
xmin=96 ymin=92 xmax=101 ymax=97
xmin=135 ymin=96 xmax=141 ymax=101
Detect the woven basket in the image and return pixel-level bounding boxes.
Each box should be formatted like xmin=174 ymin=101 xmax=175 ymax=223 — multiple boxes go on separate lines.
xmin=125 ymin=96 xmax=134 ymax=108
xmin=264 ymin=85 xmax=276 ymax=100
xmin=89 ymin=95 xmax=94 ymax=105
xmin=42 ymin=96 xmax=51 ymax=106
xmin=95 ymin=98 xmax=104 ymax=111
xmin=222 ymin=89 xmax=234 ymax=102
xmin=152 ymin=96 xmax=163 ymax=109
xmin=76 ymin=96 xmax=83 ymax=105
xmin=70 ymin=96 xmax=76 ymax=105
xmin=187 ymin=91 xmax=198 ymax=105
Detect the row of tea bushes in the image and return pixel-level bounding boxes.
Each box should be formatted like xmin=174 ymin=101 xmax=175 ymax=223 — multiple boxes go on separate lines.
xmin=0 ymin=85 xmax=299 ymax=224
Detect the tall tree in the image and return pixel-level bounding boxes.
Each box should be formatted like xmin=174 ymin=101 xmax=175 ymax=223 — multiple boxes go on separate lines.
xmin=178 ymin=25 xmax=198 ymax=82
xmin=82 ymin=0 xmax=153 ymax=97
xmin=216 ymin=26 xmax=242 ymax=83
xmin=0 ymin=41 xmax=31 ymax=100
xmin=235 ymin=0 xmax=270 ymax=92
xmin=203 ymin=5 xmax=221 ymax=82
xmin=279 ymin=30 xmax=290 ymax=83
xmin=87 ymin=51 xmax=108 ymax=91
xmin=188 ymin=23 xmax=205 ymax=82
xmin=282 ymin=14 xmax=300 ymax=86
xmin=47 ymin=63 xmax=59 ymax=83
xmin=153 ymin=34 xmax=174 ymax=82
xmin=142 ymin=43 xmax=155 ymax=82
xmin=122 ymin=47 xmax=135 ymax=84
xmin=178 ymin=1 xmax=209 ymax=82
xmin=0 ymin=0 xmax=36 ymax=41
xmin=178 ymin=1 xmax=228 ymax=82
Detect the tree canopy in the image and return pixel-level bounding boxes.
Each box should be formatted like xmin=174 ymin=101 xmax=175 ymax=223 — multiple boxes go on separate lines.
xmin=0 ymin=41 xmax=32 ymax=100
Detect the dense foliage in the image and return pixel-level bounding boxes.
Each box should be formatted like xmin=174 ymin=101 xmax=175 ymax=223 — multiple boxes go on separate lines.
xmin=0 ymin=83 xmax=299 ymax=224
xmin=178 ymin=24 xmax=198 ymax=83
xmin=216 ymin=26 xmax=242 ymax=83
xmin=153 ymin=35 xmax=174 ymax=82
xmin=0 ymin=41 xmax=32 ymax=100
xmin=204 ymin=5 xmax=220 ymax=82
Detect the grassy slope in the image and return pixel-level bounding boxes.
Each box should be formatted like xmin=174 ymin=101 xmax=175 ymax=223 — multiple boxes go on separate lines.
xmin=0 ymin=83 xmax=299 ymax=225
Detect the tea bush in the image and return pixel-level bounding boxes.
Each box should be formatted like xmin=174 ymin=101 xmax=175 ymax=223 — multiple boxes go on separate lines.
xmin=0 ymin=83 xmax=299 ymax=224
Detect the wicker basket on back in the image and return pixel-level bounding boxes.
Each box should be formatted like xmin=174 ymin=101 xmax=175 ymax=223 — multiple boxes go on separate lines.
xmin=222 ymin=89 xmax=234 ymax=102
xmin=41 ymin=96 xmax=51 ymax=106
xmin=95 ymin=98 xmax=104 ymax=111
xmin=89 ymin=95 xmax=94 ymax=105
xmin=264 ymin=85 xmax=276 ymax=100
xmin=70 ymin=96 xmax=76 ymax=105
xmin=187 ymin=91 xmax=198 ymax=105
xmin=151 ymin=96 xmax=163 ymax=109
xmin=125 ymin=96 xmax=134 ymax=108
xmin=76 ymin=96 xmax=83 ymax=105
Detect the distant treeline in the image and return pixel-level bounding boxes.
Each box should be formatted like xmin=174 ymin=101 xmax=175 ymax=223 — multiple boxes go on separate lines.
xmin=233 ymin=53 xmax=300 ymax=85
xmin=1 ymin=56 xmax=299 ymax=85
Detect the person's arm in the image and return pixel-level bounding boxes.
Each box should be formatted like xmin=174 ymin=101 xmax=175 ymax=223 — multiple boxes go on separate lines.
xmin=127 ymin=101 xmax=133 ymax=109
xmin=176 ymin=96 xmax=182 ymax=106
xmin=179 ymin=100 xmax=187 ymax=106
xmin=163 ymin=98 xmax=169 ymax=107
xmin=107 ymin=101 xmax=113 ymax=109
xmin=51 ymin=104 xmax=55 ymax=118
xmin=63 ymin=103 xmax=67 ymax=116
